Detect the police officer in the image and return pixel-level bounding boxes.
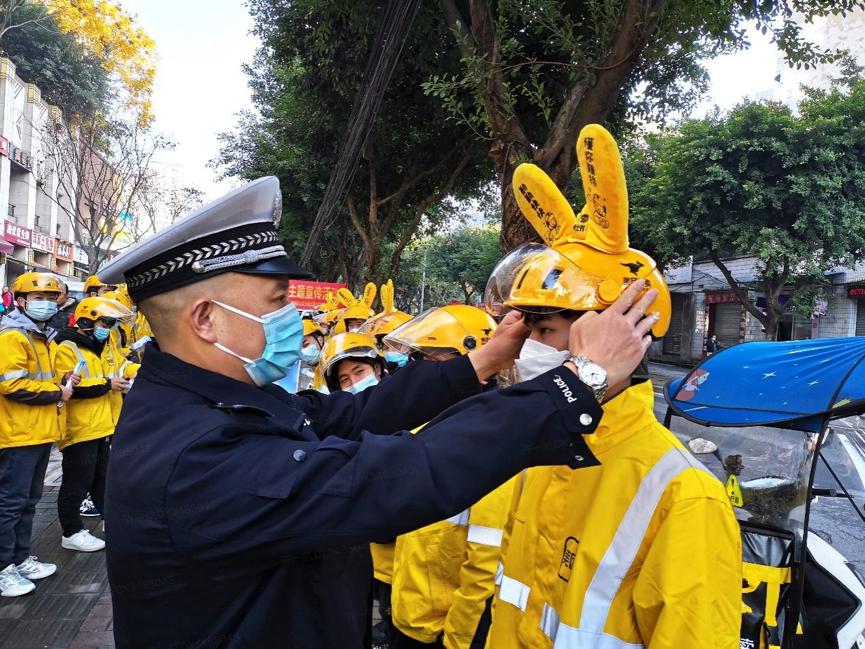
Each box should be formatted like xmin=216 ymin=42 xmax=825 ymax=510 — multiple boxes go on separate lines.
xmin=99 ymin=177 xmax=658 ymax=649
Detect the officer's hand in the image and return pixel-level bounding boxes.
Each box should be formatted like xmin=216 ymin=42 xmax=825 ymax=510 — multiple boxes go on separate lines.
xmin=568 ymin=280 xmax=659 ymax=388
xmin=468 ymin=310 xmax=530 ymax=382
xmin=110 ymin=377 xmax=131 ymax=392
xmin=59 ymin=384 xmax=74 ymax=402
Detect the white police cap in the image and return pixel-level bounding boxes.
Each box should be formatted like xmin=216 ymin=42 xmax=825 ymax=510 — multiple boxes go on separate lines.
xmin=98 ymin=177 xmax=311 ymax=301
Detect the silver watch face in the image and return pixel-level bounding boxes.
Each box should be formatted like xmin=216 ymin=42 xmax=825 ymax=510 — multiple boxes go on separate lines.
xmin=579 ymin=361 xmax=607 ymax=387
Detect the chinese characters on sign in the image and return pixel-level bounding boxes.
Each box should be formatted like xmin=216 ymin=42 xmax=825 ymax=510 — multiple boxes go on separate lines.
xmin=30 ymin=231 xmax=54 ymax=253
xmin=848 ymin=286 xmax=865 ymax=298
xmin=287 ymin=281 xmax=348 ymax=311
xmin=3 ymin=220 xmax=31 ymax=247
xmin=705 ymin=290 xmax=740 ymax=305
xmin=55 ymin=240 xmax=74 ymax=262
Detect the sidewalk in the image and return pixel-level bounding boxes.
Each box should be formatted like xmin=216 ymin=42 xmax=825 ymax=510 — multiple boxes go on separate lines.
xmin=0 ymin=449 xmax=114 ymax=649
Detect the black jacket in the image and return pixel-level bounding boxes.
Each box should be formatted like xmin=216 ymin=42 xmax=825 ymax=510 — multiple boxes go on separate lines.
xmin=105 ymin=344 xmax=602 ymax=649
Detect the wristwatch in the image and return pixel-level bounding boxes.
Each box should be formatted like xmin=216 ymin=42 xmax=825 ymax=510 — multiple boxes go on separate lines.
xmin=567 ymin=355 xmax=608 ymax=404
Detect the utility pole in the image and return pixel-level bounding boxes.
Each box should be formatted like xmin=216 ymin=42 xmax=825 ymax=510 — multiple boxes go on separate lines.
xmin=419 ymin=247 xmax=427 ymax=312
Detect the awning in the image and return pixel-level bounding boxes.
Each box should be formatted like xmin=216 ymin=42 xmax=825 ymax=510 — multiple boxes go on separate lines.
xmin=0 ymin=240 xmax=13 ymax=255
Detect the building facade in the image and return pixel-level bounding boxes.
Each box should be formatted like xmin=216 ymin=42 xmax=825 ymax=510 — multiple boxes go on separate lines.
xmin=0 ymin=57 xmax=88 ymax=290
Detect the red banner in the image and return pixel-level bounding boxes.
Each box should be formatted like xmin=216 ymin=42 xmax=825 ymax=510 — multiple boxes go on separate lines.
xmin=288 ymin=280 xmax=347 ymax=311
xmin=705 ymin=290 xmax=739 ymax=305
xmin=0 ymin=136 xmax=8 ymax=158
xmin=4 ymin=220 xmax=31 ymax=247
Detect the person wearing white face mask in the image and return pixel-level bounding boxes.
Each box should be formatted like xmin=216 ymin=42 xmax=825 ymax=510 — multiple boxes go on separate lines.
xmin=0 ymin=273 xmax=72 ymax=597
xmin=320 ymin=332 xmax=386 ymax=394
xmin=96 ymin=176 xmax=655 ymax=649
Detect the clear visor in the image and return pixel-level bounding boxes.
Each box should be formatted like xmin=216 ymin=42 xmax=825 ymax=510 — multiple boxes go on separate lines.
xmin=89 ymin=298 xmax=134 ymax=321
xmin=359 ymin=311 xmax=412 ymax=337
xmin=384 ymin=308 xmax=469 ymax=354
xmin=483 ymin=243 xmax=604 ymax=315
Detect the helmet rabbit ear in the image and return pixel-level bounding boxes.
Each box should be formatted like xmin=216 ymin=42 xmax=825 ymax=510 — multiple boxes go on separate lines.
xmin=336 ymin=288 xmax=356 ymax=308
xmin=363 ymin=282 xmax=377 ymax=309
xmin=381 ymin=279 xmax=394 ymax=313
xmin=575 ymin=123 xmax=629 ymax=254
xmin=512 ymin=163 xmax=583 ymax=248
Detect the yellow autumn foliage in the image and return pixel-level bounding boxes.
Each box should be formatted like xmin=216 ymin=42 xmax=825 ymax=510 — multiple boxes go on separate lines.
xmin=41 ymin=0 xmax=156 ymax=124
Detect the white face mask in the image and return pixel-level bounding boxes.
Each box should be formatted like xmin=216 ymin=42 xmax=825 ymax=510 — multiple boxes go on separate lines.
xmin=514 ymin=338 xmax=570 ymax=383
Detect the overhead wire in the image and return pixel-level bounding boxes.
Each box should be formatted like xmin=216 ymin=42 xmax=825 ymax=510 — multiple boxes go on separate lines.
xmin=300 ymin=0 xmax=424 ymax=267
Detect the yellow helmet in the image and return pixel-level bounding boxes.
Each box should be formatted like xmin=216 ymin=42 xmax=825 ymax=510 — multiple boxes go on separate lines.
xmin=384 ymin=305 xmax=496 ymax=357
xmin=484 ymin=124 xmax=671 ymax=336
xmin=360 ymin=311 xmax=413 ymax=339
xmin=334 ymin=284 xmax=376 ymax=328
xmin=12 ymin=272 xmax=63 ymax=298
xmin=320 ymin=332 xmax=382 ymax=378
xmin=102 ymin=289 xmax=133 ymax=312
xmin=85 ymin=274 xmax=116 ymax=294
xmin=74 ymin=296 xmax=133 ymax=325
xmin=303 ymin=319 xmax=325 ymax=337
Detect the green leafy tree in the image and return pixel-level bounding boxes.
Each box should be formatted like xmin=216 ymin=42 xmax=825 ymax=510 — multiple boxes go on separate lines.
xmin=431 ymin=0 xmax=865 ymax=249
xmin=394 ymin=226 xmax=502 ymax=310
xmin=216 ymin=1 xmax=492 ymax=287
xmin=628 ymin=80 xmax=865 ymax=340
xmin=0 ymin=2 xmax=108 ymax=116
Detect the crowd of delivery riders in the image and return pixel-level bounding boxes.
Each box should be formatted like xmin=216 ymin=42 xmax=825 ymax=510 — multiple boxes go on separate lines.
xmin=0 ymin=124 xmax=744 ymax=648
xmin=0 ymin=273 xmax=152 ymax=595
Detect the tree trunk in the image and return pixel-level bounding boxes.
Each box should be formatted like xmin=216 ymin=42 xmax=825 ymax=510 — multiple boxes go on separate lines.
xmin=764 ymin=310 xmax=780 ymax=341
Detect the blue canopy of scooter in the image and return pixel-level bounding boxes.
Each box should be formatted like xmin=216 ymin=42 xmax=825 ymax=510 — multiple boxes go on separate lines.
xmin=664 ymin=337 xmax=865 ymax=432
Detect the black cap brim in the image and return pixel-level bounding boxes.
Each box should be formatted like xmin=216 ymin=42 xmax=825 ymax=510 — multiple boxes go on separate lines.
xmin=233 ymin=257 xmax=313 ymax=280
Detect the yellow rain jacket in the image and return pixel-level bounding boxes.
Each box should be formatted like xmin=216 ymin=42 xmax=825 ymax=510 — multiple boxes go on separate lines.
xmin=102 ymin=336 xmax=139 ymax=425
xmin=0 ymin=310 xmax=62 ymax=447
xmin=391 ymin=475 xmax=518 ymax=648
xmin=372 ymin=542 xmax=395 ymax=585
xmin=486 ymin=381 xmax=742 ymax=649
xmin=54 ymin=331 xmax=115 ymax=450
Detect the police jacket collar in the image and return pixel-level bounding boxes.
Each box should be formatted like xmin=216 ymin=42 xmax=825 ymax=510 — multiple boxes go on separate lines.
xmin=139 ymin=342 xmax=294 ymax=419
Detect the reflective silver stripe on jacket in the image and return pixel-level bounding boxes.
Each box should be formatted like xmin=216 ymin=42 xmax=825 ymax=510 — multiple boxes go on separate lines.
xmin=21 ymin=332 xmax=51 ymax=382
xmin=0 ymin=369 xmax=29 ymax=381
xmin=547 ymin=448 xmax=712 ymax=647
xmin=498 ymin=574 xmax=531 ymax=611
xmin=60 ymin=341 xmax=103 ymax=379
xmin=540 ymin=603 xmax=561 ymax=641
xmin=466 ymin=524 xmax=503 ymax=547
xmin=494 ymin=561 xmax=504 ymax=586
xmin=446 ymin=509 xmax=470 ymax=526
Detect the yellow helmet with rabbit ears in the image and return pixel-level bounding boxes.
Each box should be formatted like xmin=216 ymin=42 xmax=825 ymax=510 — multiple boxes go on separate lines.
xmin=361 ymin=279 xmax=412 ymax=338
xmin=336 ymin=284 xmax=376 ymax=323
xmin=491 ymin=123 xmax=670 ymax=336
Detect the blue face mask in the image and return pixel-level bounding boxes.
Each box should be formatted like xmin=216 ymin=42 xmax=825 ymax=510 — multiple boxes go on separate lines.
xmin=93 ymin=326 xmax=111 ymax=342
xmin=300 ymin=344 xmax=321 ymax=365
xmin=384 ymin=351 xmax=409 ymax=368
xmin=25 ymin=299 xmax=58 ymax=322
xmin=345 ymin=374 xmax=379 ymax=395
xmin=212 ymin=300 xmax=304 ymax=387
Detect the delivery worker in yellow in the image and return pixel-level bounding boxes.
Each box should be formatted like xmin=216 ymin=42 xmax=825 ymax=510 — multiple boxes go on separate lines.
xmin=0 ymin=272 xmax=72 ymax=596
xmin=360 ymin=279 xmax=413 ymax=371
xmin=298 ymin=319 xmax=326 ymax=391
xmin=95 ymin=291 xmax=139 ymax=425
xmin=320 ymin=331 xmax=386 ymax=393
xmin=54 ymin=297 xmax=132 ymax=553
xmin=83 ymin=275 xmax=116 ymax=298
xmin=482 ymin=125 xmax=742 ymax=649
xmin=382 ymin=305 xmax=515 ymax=649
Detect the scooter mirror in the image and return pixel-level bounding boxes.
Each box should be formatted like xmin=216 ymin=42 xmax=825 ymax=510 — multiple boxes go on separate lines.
xmin=688 ymin=438 xmax=719 ymax=454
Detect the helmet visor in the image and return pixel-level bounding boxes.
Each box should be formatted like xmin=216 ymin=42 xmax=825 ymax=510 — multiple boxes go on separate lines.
xmin=483 ymin=243 xmax=604 ymax=315
xmin=384 ymin=308 xmax=475 ymax=355
xmin=322 ymin=333 xmax=380 ymax=376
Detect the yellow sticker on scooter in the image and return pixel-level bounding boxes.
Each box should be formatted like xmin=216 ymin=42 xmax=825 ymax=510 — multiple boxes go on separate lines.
xmin=726 ymin=474 xmax=744 ymax=507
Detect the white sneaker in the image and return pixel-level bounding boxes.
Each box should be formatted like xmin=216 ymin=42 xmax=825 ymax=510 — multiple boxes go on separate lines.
xmin=16 ymin=556 xmax=56 ymax=580
xmin=0 ymin=564 xmax=35 ymax=597
xmin=61 ymin=529 xmax=105 ymax=552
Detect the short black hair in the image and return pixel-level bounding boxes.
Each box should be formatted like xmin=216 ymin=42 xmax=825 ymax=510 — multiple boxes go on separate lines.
xmin=326 ymin=356 xmax=384 ymax=392
xmin=521 ymin=309 xmax=582 ymax=325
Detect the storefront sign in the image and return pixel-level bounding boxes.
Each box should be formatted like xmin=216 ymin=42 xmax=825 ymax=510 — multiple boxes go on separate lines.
xmin=30 ymin=231 xmax=54 ymax=253
xmin=3 ymin=220 xmax=31 ymax=247
xmin=705 ymin=290 xmax=739 ymax=305
xmin=55 ymin=240 xmax=74 ymax=261
xmin=288 ymin=280 xmax=347 ymax=311
xmin=73 ymin=246 xmax=88 ymax=265
xmin=0 ymin=136 xmax=8 ymax=158
xmin=848 ymin=286 xmax=865 ymax=298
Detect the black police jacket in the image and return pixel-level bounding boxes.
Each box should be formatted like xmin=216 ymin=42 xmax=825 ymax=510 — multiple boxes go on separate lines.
xmin=105 ymin=345 xmax=602 ymax=649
